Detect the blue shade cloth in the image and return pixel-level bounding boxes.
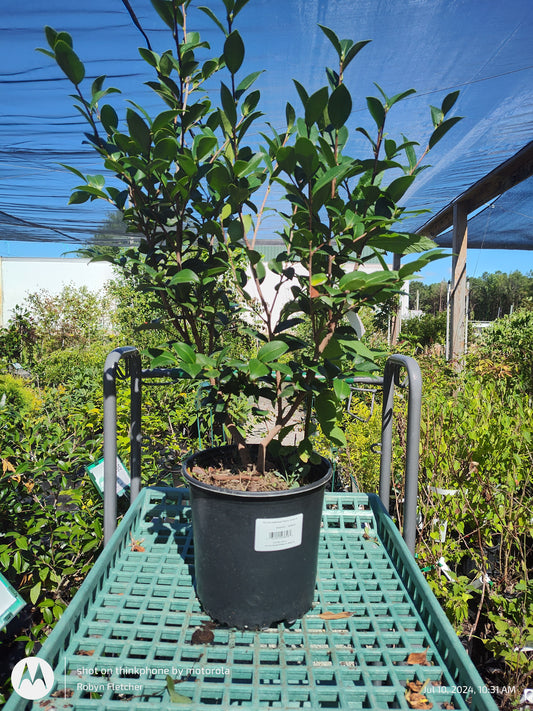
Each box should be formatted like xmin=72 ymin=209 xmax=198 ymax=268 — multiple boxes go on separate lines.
xmin=0 ymin=0 xmax=532 ymax=246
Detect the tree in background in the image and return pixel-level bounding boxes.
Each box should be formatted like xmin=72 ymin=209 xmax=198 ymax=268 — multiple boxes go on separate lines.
xmin=409 ymin=280 xmax=448 ymax=315
xmin=469 ymin=270 xmax=533 ymax=320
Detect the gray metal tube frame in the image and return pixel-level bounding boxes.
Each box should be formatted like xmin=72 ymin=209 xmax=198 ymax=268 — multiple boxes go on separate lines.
xmin=103 ymin=347 xmax=142 ymax=545
xmin=379 ymin=354 xmax=422 ymax=556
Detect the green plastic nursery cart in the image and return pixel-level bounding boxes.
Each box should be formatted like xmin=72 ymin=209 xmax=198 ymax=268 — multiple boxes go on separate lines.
xmin=4 ymin=350 xmax=499 ymax=711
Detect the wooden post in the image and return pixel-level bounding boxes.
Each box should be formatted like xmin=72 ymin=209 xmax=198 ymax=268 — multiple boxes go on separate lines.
xmin=390 ymin=254 xmax=402 ymax=345
xmin=450 ymin=202 xmax=468 ymax=364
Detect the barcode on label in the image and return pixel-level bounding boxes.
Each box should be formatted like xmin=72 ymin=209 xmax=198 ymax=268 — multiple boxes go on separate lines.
xmin=255 ymin=514 xmax=303 ymax=551
xmin=269 ymin=529 xmax=291 ymax=539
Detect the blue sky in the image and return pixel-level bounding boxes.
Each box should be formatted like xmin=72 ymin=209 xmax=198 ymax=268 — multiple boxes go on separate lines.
xmin=1 ymin=0 xmax=532 ymax=284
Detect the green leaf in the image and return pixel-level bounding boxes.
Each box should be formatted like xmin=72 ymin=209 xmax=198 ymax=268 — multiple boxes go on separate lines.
xmin=126 ymin=109 xmax=151 ymax=155
xmin=387 ymin=88 xmax=416 ymax=108
xmin=172 ymin=342 xmax=196 ymax=364
xmin=198 ymin=6 xmax=227 ymax=35
xmin=193 ymin=134 xmax=217 ymax=161
xmin=30 ymin=582 xmax=41 ymax=605
xmin=428 ymin=116 xmax=463 ymax=149
xmin=318 ymin=25 xmax=342 ymax=58
xmin=366 ymin=96 xmax=385 ymax=129
xmin=249 ymin=358 xmax=271 ymax=379
xmin=166 ymin=675 xmax=192 ymax=704
xmin=220 ymin=82 xmax=237 ymax=126
xmin=44 ymin=25 xmax=58 ymax=49
xmin=293 ymin=79 xmax=309 ymax=109
xmin=224 ymin=30 xmax=245 ymax=74
xmin=168 ymin=269 xmax=199 ymax=285
xmin=257 ymin=340 xmax=289 ymax=363
xmin=151 ymin=0 xmax=176 ymax=29
xmin=442 ymin=89 xmax=460 ymax=115
xmin=100 ymin=104 xmax=118 ymax=133
xmin=430 ymin=105 xmax=444 ymax=128
xmin=402 ymin=133 xmax=417 ymax=170
xmin=305 ymin=86 xmax=329 ymax=126
xmin=327 ymin=83 xmax=352 ymax=129
xmin=328 ymin=426 xmax=347 ymax=447
xmin=54 ymin=39 xmax=85 ymax=85
xmin=333 ymin=379 xmax=351 ymax=400
xmin=342 ymin=40 xmax=371 ymax=70
xmin=386 ymin=175 xmax=415 ymax=202
xmin=286 ymin=102 xmax=295 ymax=131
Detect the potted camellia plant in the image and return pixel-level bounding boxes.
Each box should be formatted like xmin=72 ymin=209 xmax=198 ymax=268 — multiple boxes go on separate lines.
xmin=42 ymin=0 xmax=461 ymax=628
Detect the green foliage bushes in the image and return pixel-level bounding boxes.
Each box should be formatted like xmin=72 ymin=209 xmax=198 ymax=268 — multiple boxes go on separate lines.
xmin=400 ymin=311 xmax=447 ymax=348
xmin=0 ymin=381 xmax=104 ymax=667
xmin=414 ymin=355 xmax=533 ymax=698
xmin=474 ymin=307 xmax=533 ymax=394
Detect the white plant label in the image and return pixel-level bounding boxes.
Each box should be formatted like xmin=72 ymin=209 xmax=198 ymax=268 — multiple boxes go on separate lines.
xmin=254 ymin=514 xmax=303 ymax=551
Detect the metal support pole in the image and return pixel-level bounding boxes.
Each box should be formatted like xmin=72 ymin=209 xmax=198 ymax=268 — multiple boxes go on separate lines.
xmin=379 ymin=355 xmax=422 ymax=555
xmin=130 ymin=353 xmax=142 ymax=503
xmin=103 ymin=347 xmax=140 ymax=545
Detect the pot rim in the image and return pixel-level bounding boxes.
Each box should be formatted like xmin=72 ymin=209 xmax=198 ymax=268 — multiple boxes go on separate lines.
xmin=181 ymin=444 xmax=332 ymax=499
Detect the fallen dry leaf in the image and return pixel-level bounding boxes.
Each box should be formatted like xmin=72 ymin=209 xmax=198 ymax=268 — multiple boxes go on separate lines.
xmin=407 ymin=648 xmax=431 ymax=665
xmin=77 ymin=649 xmax=95 ymax=656
xmin=191 ymin=626 xmax=214 ymax=644
xmin=318 ymin=610 xmax=353 ymax=620
xmin=130 ymin=532 xmax=145 ymax=551
xmin=405 ymin=679 xmax=433 ymax=709
xmin=51 ymin=689 xmax=74 ymax=698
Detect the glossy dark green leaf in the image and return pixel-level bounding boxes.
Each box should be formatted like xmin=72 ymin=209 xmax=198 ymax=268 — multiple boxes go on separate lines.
xmin=138 ymin=47 xmax=160 ymax=68
xmin=366 ymin=96 xmax=385 ymax=129
xmin=387 ymin=87 xmax=416 ymax=108
xmin=442 ymin=89 xmax=460 ymax=115
xmin=343 ymin=39 xmax=371 ymax=69
xmin=44 ymin=25 xmax=58 ymax=49
xmin=276 ymin=146 xmax=296 ymax=173
xmin=305 ymin=86 xmax=328 ymax=126
xmin=249 ymin=358 xmax=270 ymax=380
xmin=220 ymin=82 xmax=237 ymax=126
xmin=173 ymin=342 xmax=197 ymax=364
xmin=386 ymin=175 xmax=415 ymax=202
xmin=54 ymin=39 xmax=85 ymax=85
xmin=236 ymin=70 xmax=262 ymax=96
xmin=100 ymin=104 xmax=118 ymax=133
xmin=293 ymin=80 xmax=309 ymax=109
xmin=151 ymin=0 xmax=176 ymax=29
xmin=224 ymin=30 xmax=245 ymax=74
xmin=257 ymin=340 xmax=289 ymax=363
xmin=328 ymin=83 xmax=352 ymax=129
xmin=242 ymin=89 xmax=260 ymax=116
xmin=428 ymin=116 xmax=462 ymax=149
xmin=402 ymin=133 xmax=417 ymax=170
xmin=193 ymin=134 xmax=217 ymax=161
xmin=126 ymin=109 xmax=151 ymax=155
xmin=68 ymin=190 xmax=91 ymax=205
xmin=286 ymin=102 xmax=295 ymax=131
xmin=318 ymin=25 xmax=342 ymax=57
xmin=198 ymin=6 xmax=227 ymax=35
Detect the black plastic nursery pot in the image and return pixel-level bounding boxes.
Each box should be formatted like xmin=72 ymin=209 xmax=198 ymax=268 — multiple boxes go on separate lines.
xmin=182 ymin=445 xmax=332 ymax=629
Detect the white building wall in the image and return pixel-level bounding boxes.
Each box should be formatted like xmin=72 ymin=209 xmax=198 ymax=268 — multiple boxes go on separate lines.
xmin=0 ymin=257 xmax=115 ymax=327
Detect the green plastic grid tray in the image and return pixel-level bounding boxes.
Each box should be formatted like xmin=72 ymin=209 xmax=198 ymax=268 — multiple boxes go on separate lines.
xmin=5 ymin=488 xmax=498 ymax=710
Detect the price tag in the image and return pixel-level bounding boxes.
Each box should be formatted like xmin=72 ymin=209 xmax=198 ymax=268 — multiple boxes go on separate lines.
xmin=254 ymin=514 xmax=303 ymax=551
